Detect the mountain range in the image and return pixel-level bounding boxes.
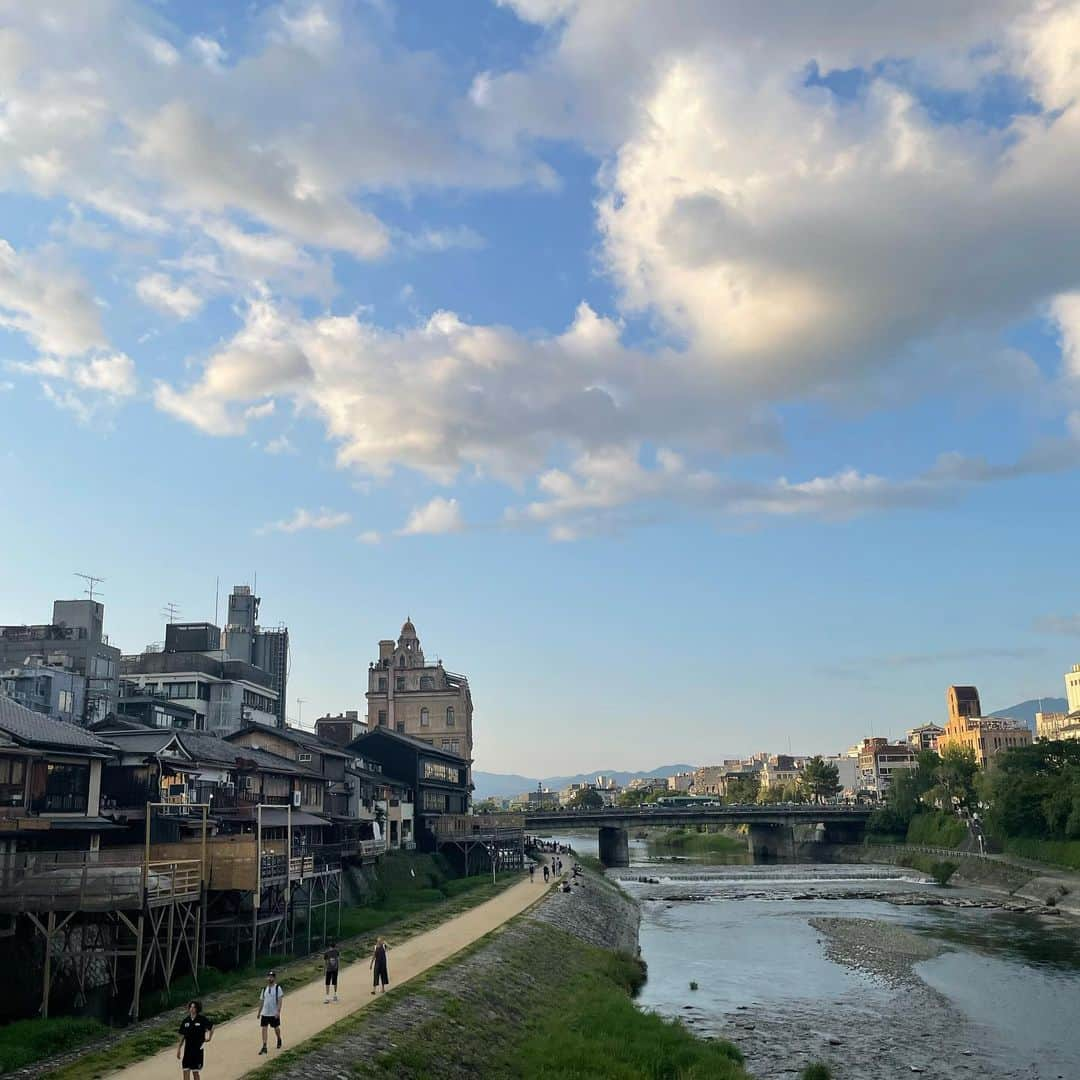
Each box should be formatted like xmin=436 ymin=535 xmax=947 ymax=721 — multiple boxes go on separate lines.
xmin=474 ymin=697 xmax=1068 ymax=800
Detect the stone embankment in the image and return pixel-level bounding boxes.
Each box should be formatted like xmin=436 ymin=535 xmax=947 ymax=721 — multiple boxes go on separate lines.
xmin=259 ymin=868 xmax=640 ymax=1079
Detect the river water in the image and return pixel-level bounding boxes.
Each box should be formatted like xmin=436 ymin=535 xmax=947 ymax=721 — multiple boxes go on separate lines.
xmin=538 ymin=832 xmax=1080 ymax=1079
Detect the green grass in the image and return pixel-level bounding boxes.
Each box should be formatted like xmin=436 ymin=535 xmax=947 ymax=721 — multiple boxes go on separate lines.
xmin=647 ymin=828 xmax=744 ymax=854
xmin=249 ymin=911 xmax=749 ymax=1080
xmin=906 ymin=811 xmax=968 ymax=849
xmin=1004 ymin=837 xmax=1080 ymax=870
xmin=802 ymin=1065 xmax=832 ymax=1080
xmin=38 ymin=857 xmax=526 ymax=1080
xmin=898 ymin=852 xmax=958 ymax=886
xmin=0 ymin=1017 xmax=107 ymax=1073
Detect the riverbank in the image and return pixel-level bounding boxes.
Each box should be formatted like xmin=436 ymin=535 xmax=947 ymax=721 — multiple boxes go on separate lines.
xmin=645 ymin=827 xmax=744 ymax=856
xmin=4 ymin=854 xmax=522 ymax=1079
xmin=251 ymin=863 xmax=753 ymax=1080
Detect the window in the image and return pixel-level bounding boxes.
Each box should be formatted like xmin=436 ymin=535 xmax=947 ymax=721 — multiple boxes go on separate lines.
xmin=378 ymin=710 xmax=387 ymax=726
xmin=396 ymin=721 xmax=405 ymax=733
xmin=446 ymin=706 xmax=455 ymax=727
xmin=0 ymin=758 xmax=25 ymax=807
xmin=298 ymin=752 xmax=313 ymax=763
xmin=441 ymin=738 xmax=451 ymax=750
xmin=423 ymin=790 xmax=446 ymax=811
xmin=420 ymin=708 xmax=429 ymax=727
xmin=395 ymin=677 xmax=405 ymax=691
xmin=451 ymin=739 xmax=460 ymax=755
xmin=378 ymin=678 xmax=387 ymax=691
xmin=29 ymin=762 xmax=90 ymax=814
xmin=398 ymin=655 xmax=405 ymax=667
xmin=57 ymin=689 xmax=74 ymax=715
xmin=419 ymin=676 xmax=434 ymax=690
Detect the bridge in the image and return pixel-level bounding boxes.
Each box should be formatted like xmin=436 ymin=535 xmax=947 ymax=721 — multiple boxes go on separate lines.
xmin=521 ymin=805 xmax=874 ymax=865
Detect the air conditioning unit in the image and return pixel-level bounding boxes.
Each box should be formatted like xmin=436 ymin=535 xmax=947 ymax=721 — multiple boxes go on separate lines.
xmin=292 ymin=791 xmax=301 ymax=808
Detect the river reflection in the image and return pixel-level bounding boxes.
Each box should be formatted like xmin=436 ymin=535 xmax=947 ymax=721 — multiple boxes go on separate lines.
xmin=538 ymin=831 xmax=1080 ymax=1078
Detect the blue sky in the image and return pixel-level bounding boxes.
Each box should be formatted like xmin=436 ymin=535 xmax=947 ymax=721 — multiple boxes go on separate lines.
xmin=3 ymin=1 xmax=1080 ymax=775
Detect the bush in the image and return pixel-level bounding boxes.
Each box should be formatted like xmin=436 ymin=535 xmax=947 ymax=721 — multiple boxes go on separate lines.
xmin=898 ymin=852 xmax=958 ymax=886
xmin=866 ymin=806 xmax=909 ymax=839
xmin=906 ymin=811 xmax=967 ymax=849
xmin=1004 ymin=837 xmax=1080 ymax=870
xmin=802 ymin=1065 xmax=832 ymax=1080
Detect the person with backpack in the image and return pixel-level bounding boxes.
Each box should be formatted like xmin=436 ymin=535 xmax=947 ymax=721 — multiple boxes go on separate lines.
xmin=257 ymin=970 xmax=284 ymax=1055
xmin=324 ymin=939 xmax=341 ymax=1003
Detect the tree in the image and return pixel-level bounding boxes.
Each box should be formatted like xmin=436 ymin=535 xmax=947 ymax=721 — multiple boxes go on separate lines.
xmin=725 ymin=774 xmax=760 ymax=804
xmin=568 ymin=787 xmax=604 ymax=810
xmin=618 ymin=788 xmax=649 ymax=807
xmin=799 ymin=756 xmax=841 ymax=804
xmin=474 ymin=798 xmax=500 ymax=814
xmin=936 ymin=745 xmax=979 ymax=812
xmin=982 ymin=740 xmax=1080 ymax=840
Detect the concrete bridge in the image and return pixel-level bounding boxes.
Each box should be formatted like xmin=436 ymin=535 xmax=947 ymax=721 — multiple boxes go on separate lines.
xmin=522 ymin=805 xmax=873 ymax=866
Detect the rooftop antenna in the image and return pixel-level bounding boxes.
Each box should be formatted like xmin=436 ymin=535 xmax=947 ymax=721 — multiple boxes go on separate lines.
xmin=296 ymin=698 xmax=305 ymax=727
xmin=74 ymin=572 xmax=105 ymax=602
xmin=214 ymin=576 xmax=220 ymax=627
xmin=162 ymin=602 xmax=181 ymax=624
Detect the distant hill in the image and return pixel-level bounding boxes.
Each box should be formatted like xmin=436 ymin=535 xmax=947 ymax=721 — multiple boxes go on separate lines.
xmin=472 ymin=763 xmax=697 ymax=802
xmin=989 ymin=698 xmax=1067 ymax=732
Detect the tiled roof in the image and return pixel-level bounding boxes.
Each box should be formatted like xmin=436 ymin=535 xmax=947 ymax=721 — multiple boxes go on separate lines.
xmin=0 ymin=695 xmax=115 ymax=753
xmin=227 ymin=723 xmax=351 ymax=759
xmin=353 ymin=725 xmax=470 ymax=762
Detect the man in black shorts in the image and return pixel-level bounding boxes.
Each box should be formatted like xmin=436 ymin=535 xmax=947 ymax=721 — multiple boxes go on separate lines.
xmin=257 ymin=970 xmax=284 ymax=1055
xmin=324 ymin=938 xmax=340 ymax=1003
xmin=176 ymin=1000 xmax=213 ymax=1080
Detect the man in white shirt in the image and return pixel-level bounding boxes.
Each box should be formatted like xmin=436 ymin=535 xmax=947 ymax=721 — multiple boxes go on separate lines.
xmin=256 ymin=970 xmax=284 ymax=1055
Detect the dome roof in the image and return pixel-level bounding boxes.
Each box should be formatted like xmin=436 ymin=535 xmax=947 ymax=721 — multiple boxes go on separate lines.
xmin=399 ymin=617 xmax=417 ymax=639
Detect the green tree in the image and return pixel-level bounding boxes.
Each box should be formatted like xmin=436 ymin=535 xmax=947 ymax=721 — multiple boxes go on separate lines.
xmin=474 ymin=798 xmax=501 ymax=814
xmin=568 ymin=787 xmax=604 ymax=810
xmin=617 ymin=788 xmax=649 ymax=807
xmin=724 ymin=774 xmax=760 ymax=804
xmin=799 ymin=756 xmax=841 ymax=804
xmin=936 ymin=745 xmax=979 ymax=812
xmin=983 ymin=740 xmax=1080 ymax=840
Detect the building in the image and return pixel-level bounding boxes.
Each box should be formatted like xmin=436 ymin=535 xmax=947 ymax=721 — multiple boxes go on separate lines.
xmin=314 ymin=711 xmax=366 ymax=748
xmin=0 ymin=599 xmax=121 ymax=724
xmin=760 ymin=755 xmax=801 ymax=792
xmin=825 ymin=754 xmax=859 ymax=797
xmin=0 ymin=695 xmax=117 ymax=854
xmin=1 ymin=661 xmax=84 ymax=724
xmin=856 ymin=738 xmax=917 ymax=797
xmin=1036 ymin=710 xmax=1080 ymax=742
xmin=223 ymin=586 xmax=289 ymax=728
xmin=907 ymin=723 xmax=944 ymax=751
xmin=121 ymin=632 xmax=279 ymax=735
xmin=938 ymin=685 xmax=1033 ymax=766
xmin=114 ymin=680 xmax=200 ymax=729
xmin=365 ymin=619 xmax=474 ymax=770
xmin=348 ymin=727 xmax=469 ymax=850
xmin=667 ymin=771 xmax=693 ymax=792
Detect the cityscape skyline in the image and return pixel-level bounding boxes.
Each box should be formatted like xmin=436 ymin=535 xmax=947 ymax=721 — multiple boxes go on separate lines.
xmin=4 ymin=2 xmax=1080 ymax=775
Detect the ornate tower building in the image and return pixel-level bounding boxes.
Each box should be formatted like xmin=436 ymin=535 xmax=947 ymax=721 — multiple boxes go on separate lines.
xmin=365 ymin=618 xmax=474 ymax=778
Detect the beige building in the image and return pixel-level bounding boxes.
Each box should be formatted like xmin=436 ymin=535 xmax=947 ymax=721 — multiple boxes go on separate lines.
xmin=760 ymin=755 xmax=801 ymax=791
xmin=667 ymin=772 xmax=693 ymax=792
xmin=1036 ymin=711 xmax=1080 ymax=741
xmin=907 ymin=724 xmax=945 ymax=751
xmin=365 ymin=619 xmax=474 ymax=771
xmin=1067 ymin=664 xmax=1080 ymax=714
xmin=938 ymin=684 xmax=1032 ymax=766
xmin=857 ymin=738 xmax=917 ymax=797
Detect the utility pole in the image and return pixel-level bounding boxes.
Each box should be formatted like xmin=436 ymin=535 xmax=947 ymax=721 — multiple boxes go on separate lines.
xmin=162 ymin=602 xmax=181 ymax=624
xmin=296 ymin=698 xmax=305 ymax=728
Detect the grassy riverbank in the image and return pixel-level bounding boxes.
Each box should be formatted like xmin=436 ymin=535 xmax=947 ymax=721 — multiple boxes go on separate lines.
xmin=12 ymin=855 xmax=522 ymax=1079
xmin=1004 ymin=837 xmax=1080 ymax=871
xmin=647 ymin=828 xmax=745 ymax=855
xmin=251 ymin=921 xmax=751 ymax=1080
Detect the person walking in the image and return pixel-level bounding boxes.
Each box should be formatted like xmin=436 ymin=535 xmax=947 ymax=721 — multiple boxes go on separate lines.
xmin=543 ymin=864 xmax=550 ymax=883
xmin=370 ymin=937 xmax=390 ymax=994
xmin=529 ymin=864 xmax=535 ymax=883
xmin=323 ymin=939 xmax=341 ymax=1003
xmin=257 ymin=970 xmax=284 ymax=1055
xmin=176 ymin=1000 xmax=213 ymax=1080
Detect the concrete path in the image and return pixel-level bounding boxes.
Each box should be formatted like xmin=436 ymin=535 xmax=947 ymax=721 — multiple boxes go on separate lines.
xmin=108 ymin=859 xmax=563 ymax=1080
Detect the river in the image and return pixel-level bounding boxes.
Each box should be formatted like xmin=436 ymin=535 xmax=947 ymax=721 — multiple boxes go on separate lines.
xmin=537 ymin=832 xmax=1080 ymax=1079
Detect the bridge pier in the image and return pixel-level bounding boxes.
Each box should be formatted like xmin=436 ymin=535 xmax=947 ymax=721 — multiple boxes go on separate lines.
xmin=747 ymin=822 xmax=795 ymax=860
xmin=598 ymin=826 xmax=629 ymax=868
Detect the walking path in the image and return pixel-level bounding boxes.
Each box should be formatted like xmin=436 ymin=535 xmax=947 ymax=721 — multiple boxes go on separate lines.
xmin=107 ymin=857 xmax=566 ymax=1080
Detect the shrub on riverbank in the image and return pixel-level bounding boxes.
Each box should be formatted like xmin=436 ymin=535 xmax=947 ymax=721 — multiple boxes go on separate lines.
xmin=802 ymin=1065 xmax=832 ymax=1080
xmin=1004 ymin=837 xmax=1080 ymax=871
xmin=648 ymin=828 xmax=744 ymax=854
xmin=906 ymin=811 xmax=968 ymax=849
xmin=898 ymin=852 xmax=958 ymax=886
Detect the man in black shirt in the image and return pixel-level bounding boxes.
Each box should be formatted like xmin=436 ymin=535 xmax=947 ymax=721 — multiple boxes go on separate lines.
xmin=176 ymin=1000 xmax=214 ymax=1080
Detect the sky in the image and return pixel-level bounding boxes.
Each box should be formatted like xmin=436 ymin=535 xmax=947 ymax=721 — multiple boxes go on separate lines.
xmin=3 ymin=1 xmax=1080 ymax=776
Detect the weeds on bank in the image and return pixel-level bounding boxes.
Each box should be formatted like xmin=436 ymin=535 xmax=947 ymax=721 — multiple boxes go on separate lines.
xmin=0 ymin=1017 xmax=106 ymax=1073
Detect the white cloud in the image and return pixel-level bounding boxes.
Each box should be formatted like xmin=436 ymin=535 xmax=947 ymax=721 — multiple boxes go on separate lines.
xmin=357 ymin=529 xmax=381 ymax=545
xmin=191 ymin=35 xmax=226 ymax=68
xmin=244 ymin=400 xmax=276 ymax=421
xmin=257 ymin=507 xmax=352 ymax=534
xmin=136 ymin=272 xmax=203 ymax=319
xmin=399 ymin=497 xmax=464 ymax=536
xmin=264 ymin=434 xmax=296 ymax=455
xmin=0 ymin=240 xmax=104 ymax=356
xmin=407 ymin=226 xmax=486 ymax=252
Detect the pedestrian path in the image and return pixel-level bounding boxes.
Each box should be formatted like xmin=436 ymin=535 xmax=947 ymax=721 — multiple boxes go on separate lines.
xmin=107 ymin=858 xmax=563 ymax=1080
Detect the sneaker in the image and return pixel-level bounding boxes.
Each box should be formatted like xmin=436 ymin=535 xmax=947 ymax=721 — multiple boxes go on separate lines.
xmin=259 ymin=1047 xmax=267 ymax=1056
xmin=324 ymin=996 xmax=329 ymax=1004
xmin=277 ymin=1037 xmax=283 ymax=1049
xmin=333 ymin=994 xmax=339 ymax=1002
